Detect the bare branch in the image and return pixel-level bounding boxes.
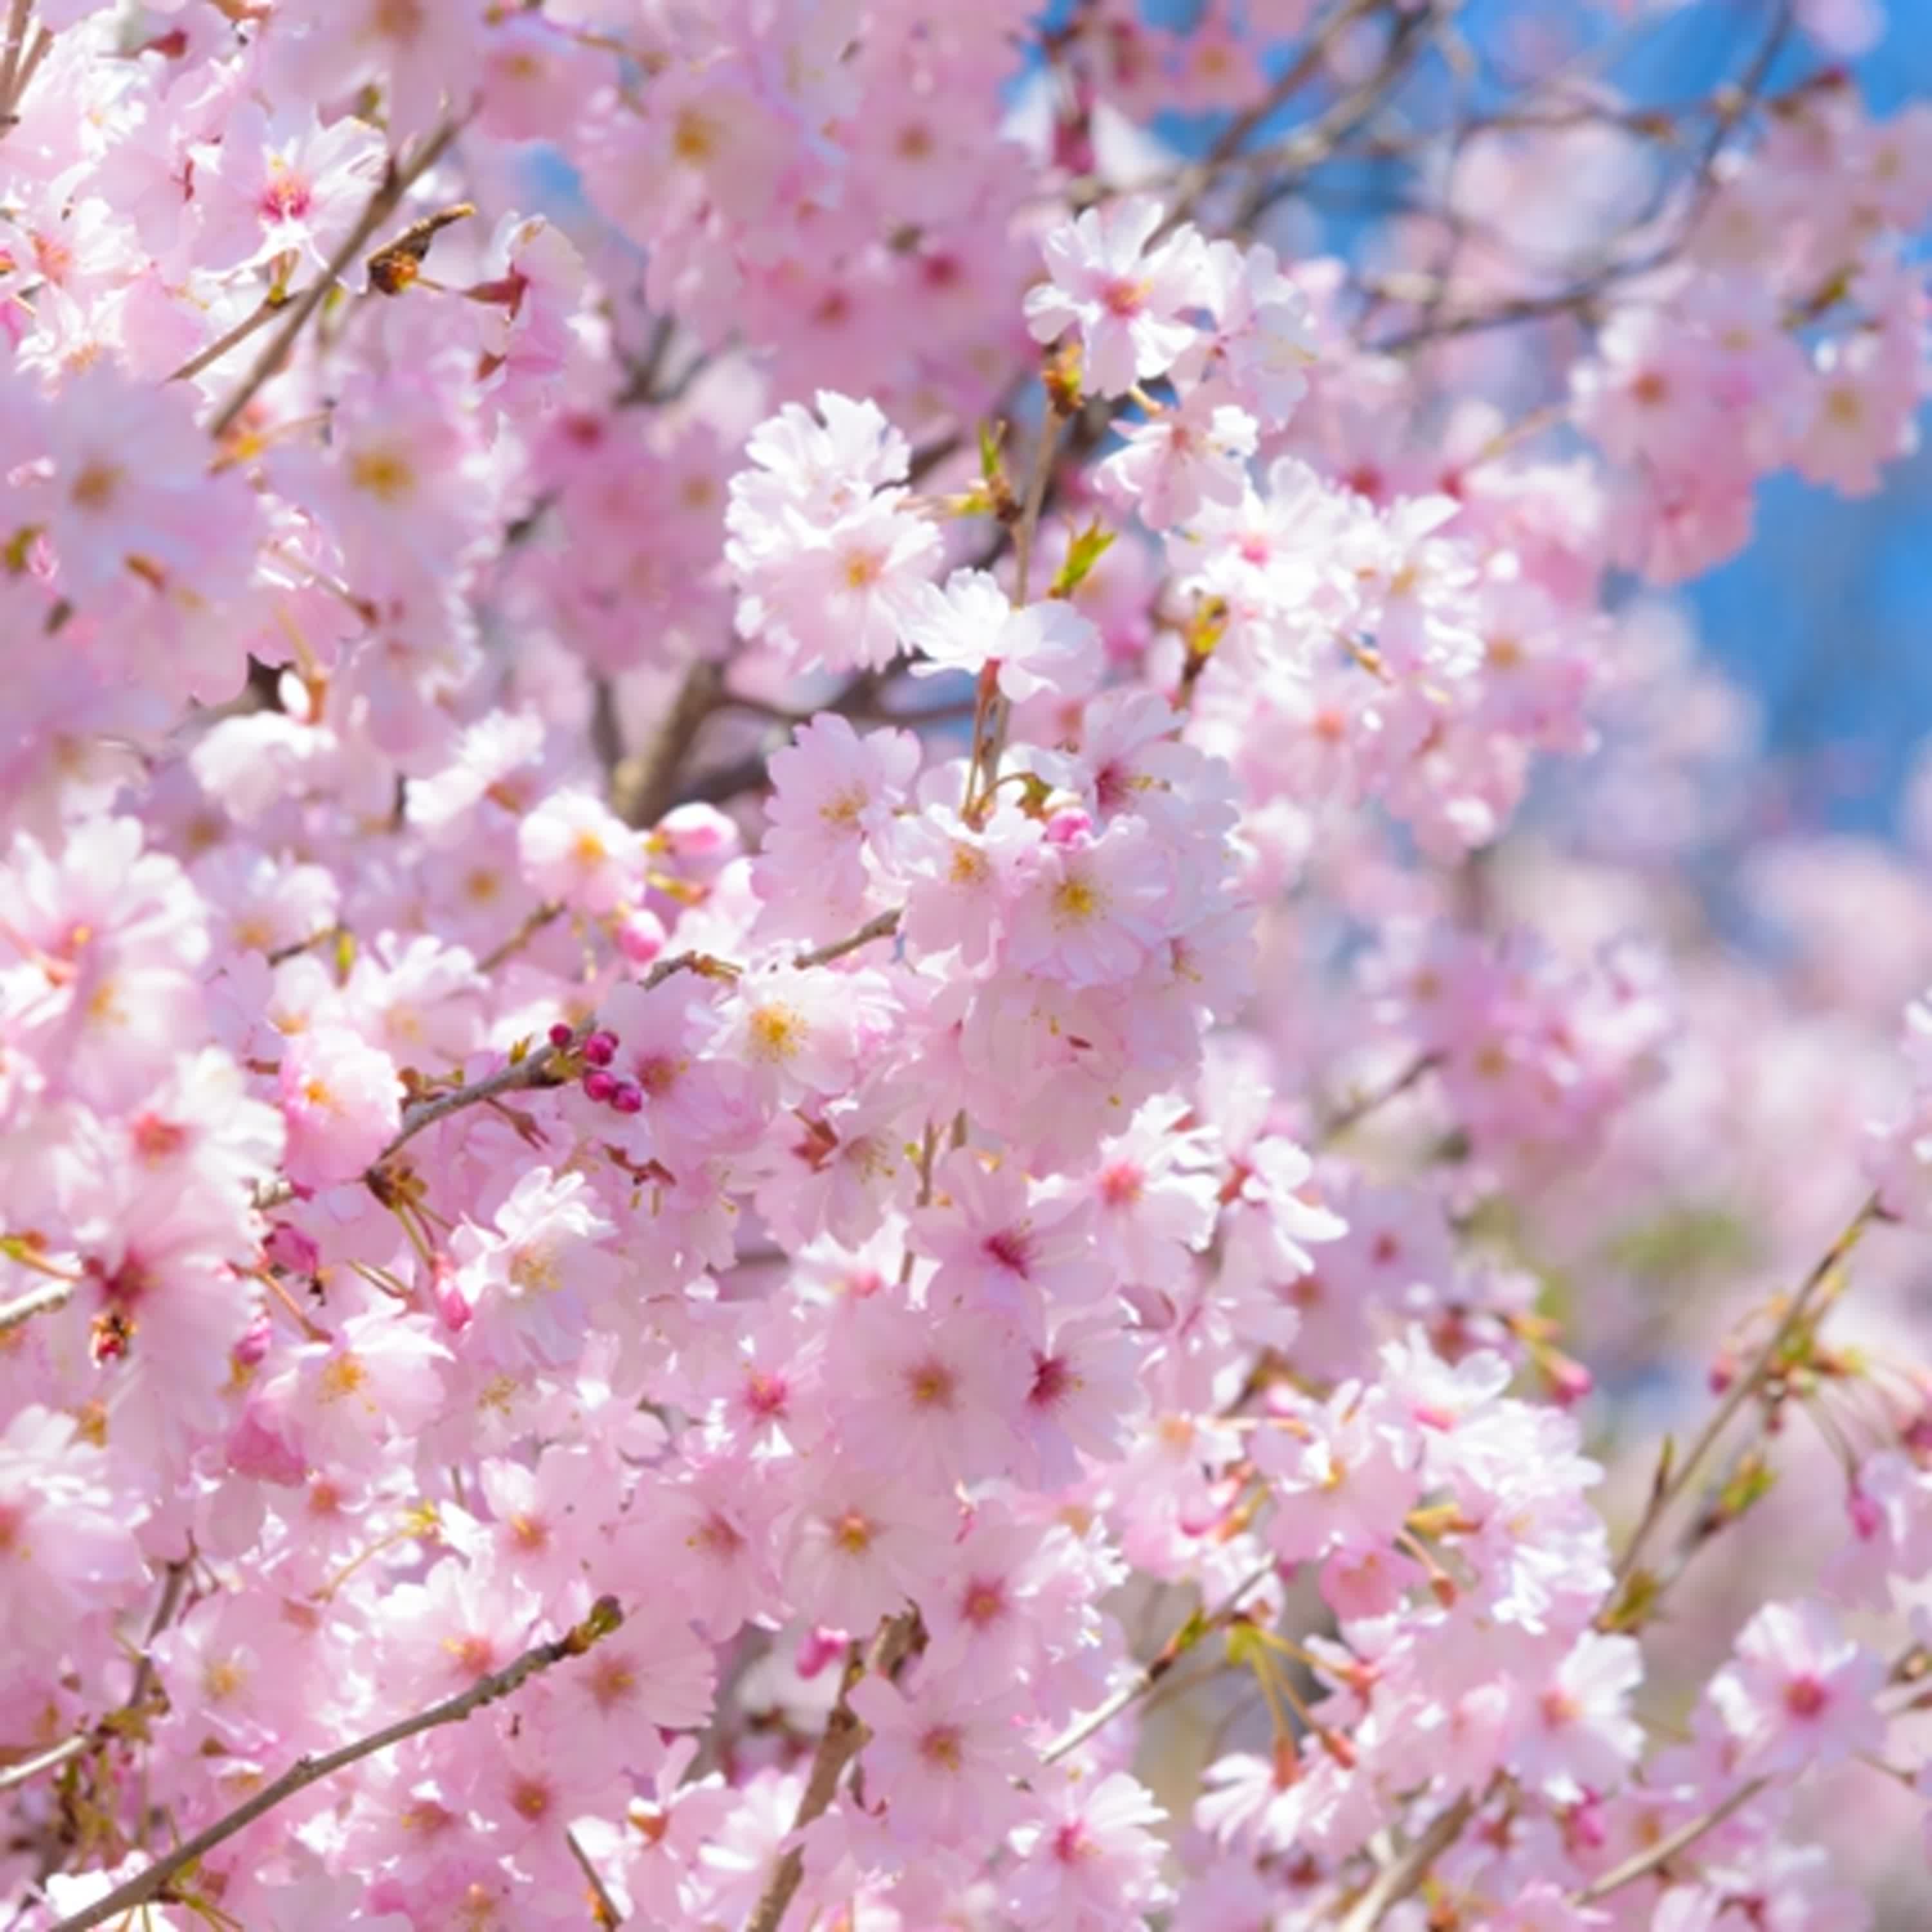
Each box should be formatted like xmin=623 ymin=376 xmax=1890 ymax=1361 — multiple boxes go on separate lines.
xmin=793 ymin=909 xmax=903 ymax=971
xmin=46 ymin=1597 xmax=625 ymax=1932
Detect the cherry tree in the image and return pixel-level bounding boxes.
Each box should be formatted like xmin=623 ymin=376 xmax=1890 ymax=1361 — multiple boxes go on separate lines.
xmin=4 ymin=1 xmax=1932 ymax=1929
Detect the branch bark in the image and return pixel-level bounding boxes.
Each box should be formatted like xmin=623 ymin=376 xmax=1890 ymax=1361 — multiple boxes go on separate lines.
xmin=740 ymin=1610 xmax=922 ymax=1932
xmin=1611 ymin=1192 xmax=1879 ymax=1595
xmin=207 ymin=116 xmax=464 ymax=441
xmin=46 ymin=1597 xmax=623 ymax=1932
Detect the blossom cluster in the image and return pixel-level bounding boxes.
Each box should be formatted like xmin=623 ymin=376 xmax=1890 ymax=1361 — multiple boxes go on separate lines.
xmin=3 ymin=3 xmax=1932 ymax=1932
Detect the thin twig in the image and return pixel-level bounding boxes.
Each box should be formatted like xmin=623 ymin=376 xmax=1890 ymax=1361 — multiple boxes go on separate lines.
xmin=1040 ymin=1560 xmax=1276 ymax=1768
xmin=1573 ymin=1776 xmax=1768 ymax=1904
xmin=1180 ymin=0 xmax=1379 ymax=199
xmin=1338 ymin=1790 xmax=1479 ymax=1932
xmin=0 ymin=1277 xmax=73 ymax=1333
xmin=1376 ymin=1 xmax=1796 ymax=352
xmin=169 ymin=289 xmax=301 ymax=386
xmin=794 ymin=908 xmax=902 ymax=971
xmin=1613 ymin=1193 xmax=1879 ymax=1592
xmin=6 ymin=1555 xmax=200 ymax=1794
xmin=475 ymin=903 xmax=563 ymax=976
xmin=46 ymin=1598 xmax=624 ymax=1932
xmin=566 ymin=1826 xmax=625 ymax=1927
xmin=207 ymin=116 xmax=463 ymax=441
xmin=376 ymin=1041 xmax=569 ymax=1165
xmin=1316 ymin=1052 xmax=1441 ymax=1148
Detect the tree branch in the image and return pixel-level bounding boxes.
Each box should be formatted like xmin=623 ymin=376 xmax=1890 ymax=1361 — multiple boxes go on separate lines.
xmin=0 ymin=1277 xmax=74 ymax=1334
xmin=1572 ymin=1776 xmax=1768 ymax=1904
xmin=615 ymin=660 xmax=724 ymax=829
xmin=207 ymin=115 xmax=464 ymax=441
xmin=566 ymin=1825 xmax=625 ymax=1927
xmin=1039 ymin=1560 xmax=1276 ymax=1768
xmin=741 ymin=1609 xmax=923 ymax=1932
xmin=1316 ymin=1052 xmax=1441 ymax=1148
xmin=46 ymin=1597 xmax=624 ymax=1932
xmin=1611 ymin=1192 xmax=1879 ymax=1596
xmin=794 ymin=908 xmax=902 ymax=971
xmin=1337 ymin=1790 xmax=1479 ymax=1932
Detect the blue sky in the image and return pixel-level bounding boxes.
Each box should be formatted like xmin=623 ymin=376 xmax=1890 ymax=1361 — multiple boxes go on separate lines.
xmin=1135 ymin=0 xmax=1932 ymax=833
xmin=534 ymin=3 xmax=1932 ymax=833
xmin=1636 ymin=4 xmax=1932 ymax=835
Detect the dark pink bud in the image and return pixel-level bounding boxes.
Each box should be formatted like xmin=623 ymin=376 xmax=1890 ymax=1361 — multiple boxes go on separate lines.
xmin=1849 ymin=1485 xmax=1884 ymax=1542
xmin=795 ymin=1625 xmax=848 ymax=1680
xmin=616 ymin=909 xmax=666 ymax=965
xmin=1544 ymin=1352 xmax=1593 ymax=1408
xmin=582 ymin=1030 xmax=618 ymax=1067
xmin=547 ymin=1022 xmax=574 ymax=1050
xmin=611 ymin=1082 xmax=643 ymax=1115
xmin=431 ymin=1254 xmax=471 ymax=1334
xmin=233 ymin=1309 xmax=274 ymax=1368
xmin=264 ymin=1223 xmax=320 ymax=1276
xmin=226 ymin=1405 xmax=307 ymax=1487
xmin=583 ymin=1069 xmax=616 ymax=1103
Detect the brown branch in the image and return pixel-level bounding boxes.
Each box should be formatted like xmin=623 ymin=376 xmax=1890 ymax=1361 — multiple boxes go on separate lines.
xmin=169 ymin=287 xmax=301 ymax=386
xmin=741 ymin=1609 xmax=922 ymax=1932
xmin=207 ymin=115 xmax=464 ymax=442
xmin=1188 ymin=0 xmax=1379 ymax=188
xmin=1337 ymin=1789 xmax=1479 ymax=1932
xmin=0 ymin=0 xmax=33 ymax=126
xmin=4 ymin=1556 xmax=197 ymax=1796
xmin=1316 ymin=1052 xmax=1441 ymax=1148
xmin=475 ymin=903 xmax=564 ymax=975
xmin=1573 ymin=1776 xmax=1768 ymax=1904
xmin=793 ymin=908 xmax=902 ymax=971
xmin=566 ymin=1826 xmax=625 ymax=1927
xmin=375 ymin=1040 xmax=571 ymax=1166
xmin=615 ymin=660 xmax=724 ymax=829
xmin=1039 ymin=1560 xmax=1275 ymax=1768
xmin=1611 ymin=1192 xmax=1879 ymax=1596
xmin=0 ymin=1276 xmax=74 ymax=1333
xmin=46 ymin=1598 xmax=624 ymax=1932
xmin=1376 ymin=1 xmax=1797 ymax=353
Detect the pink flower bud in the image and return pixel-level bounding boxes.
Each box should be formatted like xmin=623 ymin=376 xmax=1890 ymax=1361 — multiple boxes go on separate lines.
xmin=657 ymin=803 xmax=740 ymax=862
xmin=264 ymin=1223 xmax=321 ymax=1277
xmin=431 ymin=1254 xmax=472 ymax=1334
xmin=582 ymin=1031 xmax=618 ymax=1067
xmin=233 ymin=1309 xmax=275 ymax=1368
xmin=616 ymin=906 xmax=667 ymax=965
xmin=611 ymin=1081 xmax=643 ymax=1114
xmin=795 ymin=1625 xmax=849 ymax=1680
xmin=1848 ymin=1485 xmax=1883 ymax=1542
xmin=583 ymin=1069 xmax=616 ymax=1103
xmin=547 ymin=1022 xmax=575 ymax=1050
xmin=227 ymin=1405 xmax=307 ymax=1488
